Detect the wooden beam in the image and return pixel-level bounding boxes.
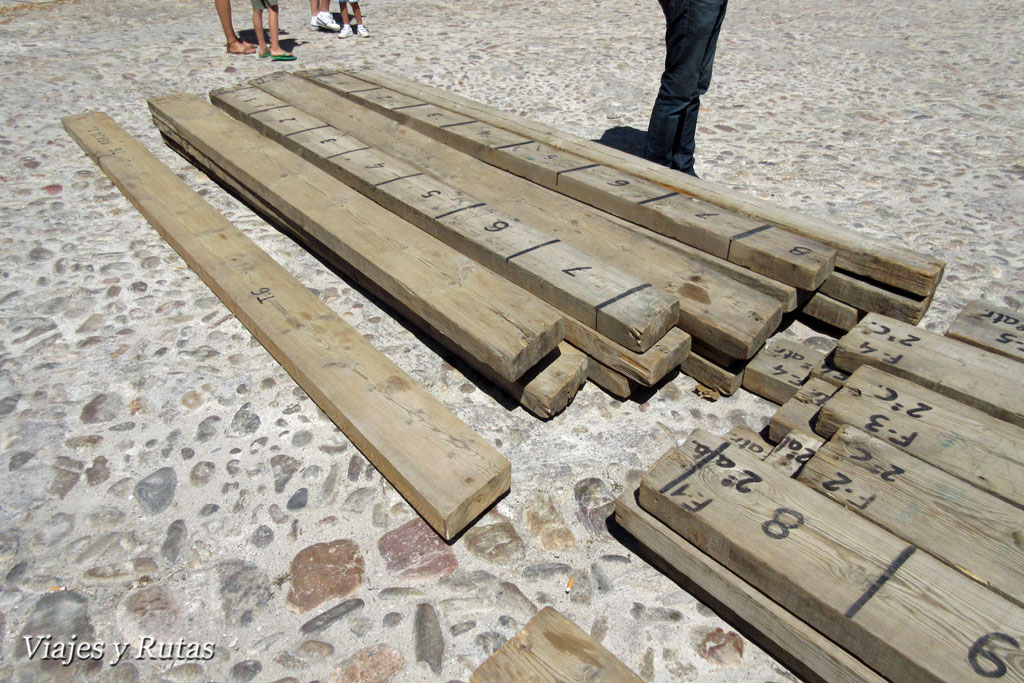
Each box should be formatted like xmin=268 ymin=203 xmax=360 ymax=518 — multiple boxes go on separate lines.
xmin=946 ymin=300 xmax=1024 ymax=364
xmin=302 ymin=70 xmax=835 ymax=291
xmin=148 ymin=93 xmax=563 ymax=384
xmin=723 ymin=426 xmax=772 ymax=459
xmin=335 ymin=67 xmax=944 ymax=298
xmin=564 ymin=318 xmax=688 ymax=386
xmin=819 ymin=271 xmax=932 ymax=325
xmin=638 ymin=430 xmax=1024 ymax=683
xmin=742 ymin=338 xmax=826 ymax=405
xmin=154 ymin=111 xmax=583 ymax=419
xmin=614 ymin=486 xmax=887 ymax=683
xmin=682 ymin=344 xmax=745 ymax=396
xmin=765 ymin=430 xmax=825 ymax=477
xmin=815 ymin=365 xmax=1024 ymax=509
xmin=767 ymin=378 xmax=840 ymax=444
xmin=801 ymin=426 xmax=1024 ymax=608
xmin=62 ymin=111 xmax=510 ymax=540
xmin=802 ymin=293 xmax=861 ymax=332
xmin=258 ymin=71 xmax=784 ymax=360
xmin=835 ymin=313 xmax=1024 ymax=428
xmin=585 ymin=354 xmax=639 ymax=399
xmin=470 ymin=607 xmax=643 ymax=682
xmin=211 ymin=80 xmax=678 ymax=353
xmin=810 ymin=352 xmax=851 ymax=388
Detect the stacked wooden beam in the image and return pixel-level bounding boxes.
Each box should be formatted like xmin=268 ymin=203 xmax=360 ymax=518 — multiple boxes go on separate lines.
xmin=617 ymin=306 xmax=1024 ymax=680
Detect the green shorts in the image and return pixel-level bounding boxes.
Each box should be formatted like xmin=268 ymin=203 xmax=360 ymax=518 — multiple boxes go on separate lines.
xmin=251 ymin=0 xmax=278 ymax=10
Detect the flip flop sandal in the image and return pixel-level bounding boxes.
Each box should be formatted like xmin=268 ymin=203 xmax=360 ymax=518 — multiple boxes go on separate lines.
xmin=271 ymin=53 xmax=296 ymax=61
xmin=258 ymin=50 xmax=271 ymax=58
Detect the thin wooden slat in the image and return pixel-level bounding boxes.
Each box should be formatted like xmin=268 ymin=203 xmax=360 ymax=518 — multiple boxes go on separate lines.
xmin=564 ymin=318 xmax=689 ymax=386
xmin=638 ymin=430 xmax=1024 ymax=683
xmin=946 ymin=300 xmax=1024 ymax=364
xmin=742 ymin=338 xmax=826 ymax=405
xmin=310 ymin=71 xmax=835 ymax=291
xmin=802 ymin=292 xmax=861 ymax=331
xmin=267 ymin=71 xmax=784 ymax=360
xmin=835 ymin=313 xmax=1024 ymax=428
xmin=470 ymin=606 xmax=643 ymax=682
xmin=62 ymin=111 xmax=510 ymax=540
xmin=154 ymin=111 xmax=584 ymax=419
xmin=211 ymin=80 xmax=678 ymax=353
xmin=815 ymin=365 xmax=1024 ymax=509
xmin=149 ymin=93 xmax=563 ymax=384
xmin=819 ymin=271 xmax=931 ymax=325
xmin=765 ymin=430 xmax=826 ymax=477
xmin=338 ymin=67 xmax=944 ymax=298
xmin=614 ymin=486 xmax=887 ymax=683
xmin=801 ymin=426 xmax=1024 ymax=607
xmin=585 ymin=354 xmax=639 ymax=399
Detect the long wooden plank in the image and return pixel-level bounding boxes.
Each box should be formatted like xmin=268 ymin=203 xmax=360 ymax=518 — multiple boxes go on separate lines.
xmin=262 ymin=71 xmax=783 ymax=359
xmin=564 ymin=318 xmax=688 ymax=386
xmin=802 ymin=292 xmax=860 ymax=331
xmin=338 ymin=67 xmax=944 ymax=298
xmin=820 ymin=271 xmax=931 ymax=325
xmin=800 ymin=426 xmax=1024 ymax=608
xmin=742 ymin=338 xmax=825 ymax=405
xmin=148 ymin=93 xmax=563 ymax=384
xmin=682 ymin=346 xmax=744 ymax=396
xmin=815 ymin=365 xmax=1024 ymax=508
xmin=835 ymin=313 xmax=1024 ymax=428
xmin=614 ymin=487 xmax=887 ymax=683
xmin=585 ymin=355 xmax=639 ymax=399
xmin=638 ymin=430 xmax=1024 ymax=682
xmin=154 ymin=114 xmax=584 ymax=419
xmin=946 ymin=300 xmax=1024 ymax=363
xmin=305 ymin=70 xmax=835 ymax=291
xmin=470 ymin=606 xmax=642 ymax=682
xmin=211 ymin=81 xmax=678 ymax=353
xmin=62 ymin=111 xmax=510 ymax=540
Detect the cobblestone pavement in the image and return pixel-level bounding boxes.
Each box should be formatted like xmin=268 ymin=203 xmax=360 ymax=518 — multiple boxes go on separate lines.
xmin=0 ymin=0 xmax=1021 ymax=680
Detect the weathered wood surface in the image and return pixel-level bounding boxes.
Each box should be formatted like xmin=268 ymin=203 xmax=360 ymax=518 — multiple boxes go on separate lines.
xmin=63 ymin=111 xmax=510 ymax=540
xmin=820 ymin=271 xmax=931 ymax=325
xmin=614 ymin=486 xmax=887 ymax=683
xmin=801 ymin=426 xmax=1024 ymax=607
xmin=153 ymin=107 xmax=583 ymax=419
xmin=270 ymin=70 xmax=784 ymax=360
xmin=765 ymin=430 xmax=825 ymax=477
xmin=723 ymin=425 xmax=772 ymax=460
xmin=767 ymin=379 xmax=839 ymax=445
xmin=638 ymin=429 xmax=1024 ymax=682
xmin=564 ymin=318 xmax=689 ymax=386
xmin=297 ymin=71 xmax=836 ymax=291
xmin=742 ymin=338 xmax=825 ymax=405
xmin=585 ymin=355 xmax=639 ymax=398
xmin=334 ymin=67 xmax=944 ymax=298
xmin=795 ymin=377 xmax=843 ymax=408
xmin=946 ymin=299 xmax=1024 ymax=364
xmin=149 ymin=93 xmax=563 ymax=384
xmin=682 ymin=345 xmax=745 ymax=396
xmin=802 ymin=292 xmax=860 ymax=331
xmin=835 ymin=313 xmax=1024 ymax=428
xmin=470 ymin=606 xmax=643 ymax=683
xmin=810 ymin=352 xmax=851 ymax=388
xmin=211 ymin=79 xmax=678 ymax=353
xmin=815 ymin=365 xmax=1024 ymax=508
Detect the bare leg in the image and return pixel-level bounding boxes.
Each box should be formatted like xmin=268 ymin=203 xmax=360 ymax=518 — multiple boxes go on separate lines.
xmin=219 ymin=0 xmax=255 ymax=53
xmin=253 ymin=8 xmax=268 ymax=54
xmin=340 ymin=2 xmax=349 ymax=26
xmin=352 ymin=1 xmax=362 ymax=25
xmin=269 ymin=6 xmax=286 ymax=55
xmin=309 ymin=0 xmax=318 ymax=21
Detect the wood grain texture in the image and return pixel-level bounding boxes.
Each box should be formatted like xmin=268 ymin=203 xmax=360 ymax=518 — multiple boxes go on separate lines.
xmin=149 ymin=93 xmax=563 ymax=384
xmin=765 ymin=430 xmax=825 ymax=477
xmin=335 ymin=68 xmax=944 ymax=298
xmin=211 ymin=79 xmax=678 ymax=353
xmin=585 ymin=354 xmax=639 ymax=398
xmin=835 ymin=313 xmax=1024 ymax=428
xmin=563 ymin=318 xmax=689 ymax=386
xmin=470 ymin=606 xmax=643 ymax=683
xmin=946 ymin=300 xmax=1024 ymax=363
xmin=742 ymin=338 xmax=825 ymax=405
xmin=285 ymin=70 xmax=783 ymax=359
xmin=682 ymin=348 xmax=744 ymax=396
xmin=769 ymin=399 xmax=821 ymax=444
xmin=815 ymin=365 xmax=1024 ymax=508
xmin=63 ymin=111 xmax=509 ymax=540
xmin=614 ymin=486 xmax=887 ymax=683
xmin=723 ymin=425 xmax=773 ymax=460
xmin=802 ymin=293 xmax=861 ymax=331
xmin=638 ymin=429 xmax=1024 ymax=682
xmin=810 ymin=352 xmax=851 ymax=388
xmin=801 ymin=426 xmax=1024 ymax=607
xmin=820 ymin=271 xmax=932 ymax=324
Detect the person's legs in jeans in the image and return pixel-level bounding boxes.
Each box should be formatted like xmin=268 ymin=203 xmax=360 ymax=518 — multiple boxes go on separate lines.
xmin=644 ymin=0 xmax=728 ymax=175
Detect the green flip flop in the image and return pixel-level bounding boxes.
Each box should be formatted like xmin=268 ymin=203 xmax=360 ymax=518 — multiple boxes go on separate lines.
xmin=257 ymin=50 xmax=271 ymax=58
xmin=271 ymin=52 xmax=296 ymax=61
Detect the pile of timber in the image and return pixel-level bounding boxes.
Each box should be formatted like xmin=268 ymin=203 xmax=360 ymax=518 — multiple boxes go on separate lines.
xmin=137 ymin=68 xmax=941 ymax=413
xmin=616 ymin=306 xmax=1024 ymax=681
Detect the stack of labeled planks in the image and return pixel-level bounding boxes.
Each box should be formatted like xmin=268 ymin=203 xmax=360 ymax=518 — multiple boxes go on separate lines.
xmin=616 ymin=303 xmax=1024 ymax=681
xmin=298 ymin=67 xmax=944 ymax=392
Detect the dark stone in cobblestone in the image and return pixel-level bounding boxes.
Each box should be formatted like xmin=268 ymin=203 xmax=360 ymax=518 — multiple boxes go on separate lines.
xmin=271 ymin=454 xmax=300 ymax=494
xmin=475 ymin=631 xmax=506 ymax=657
xmin=287 ymin=540 xmax=364 ymax=612
xmin=195 ymin=415 xmax=221 ymax=442
xmin=286 ymin=488 xmax=308 ymax=511
xmin=414 ymin=603 xmax=444 ymax=675
xmin=218 ymin=560 xmax=272 ymax=627
xmin=251 ymin=525 xmax=273 ymax=548
xmin=8 ymin=451 xmax=35 ymax=470
xmin=161 ymin=519 xmax=187 ymax=563
xmin=300 ymin=597 xmax=365 ymax=634
xmin=135 ymin=467 xmax=176 ymax=515
xmin=230 ymin=659 xmax=262 ymax=681
xmin=229 ymin=402 xmax=260 ymax=436
xmin=190 ymin=461 xmax=215 ymax=486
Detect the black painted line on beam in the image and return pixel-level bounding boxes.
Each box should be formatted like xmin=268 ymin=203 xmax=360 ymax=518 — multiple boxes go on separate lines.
xmin=390 ymin=102 xmax=429 ymax=111
xmin=731 ymin=224 xmax=774 ymax=241
xmin=494 ymin=140 xmax=535 ymax=150
xmin=505 ymin=239 xmax=560 ymax=262
xmin=249 ymin=104 xmax=291 ymax=115
xmin=286 ymin=125 xmax=331 ymax=137
xmin=325 ymin=146 xmax=371 ymax=159
xmin=595 ymin=283 xmax=652 ymax=310
xmin=348 ymin=87 xmax=383 ymax=94
xmin=440 ymin=119 xmax=479 ymax=128
xmin=556 ymin=163 xmax=601 ymax=176
xmin=434 ymin=203 xmax=486 ymax=220
xmin=637 ymin=191 xmax=679 ymax=205
xmin=374 ymin=173 xmax=423 ymax=187
xmin=658 ymin=443 xmax=731 ymax=494
xmin=845 ymin=546 xmax=917 ymax=619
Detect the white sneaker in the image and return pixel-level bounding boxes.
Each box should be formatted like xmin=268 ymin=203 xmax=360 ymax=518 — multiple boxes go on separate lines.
xmin=339 ymin=23 xmax=353 ymax=38
xmin=316 ymin=11 xmax=341 ymax=31
xmin=356 ymin=24 xmax=369 ymax=37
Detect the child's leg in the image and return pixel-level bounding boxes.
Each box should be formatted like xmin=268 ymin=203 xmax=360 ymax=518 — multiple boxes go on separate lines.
xmin=351 ymin=1 xmax=362 ymax=25
xmin=268 ymin=5 xmax=282 ymax=53
xmin=253 ymin=8 xmax=267 ymax=53
xmin=309 ymin=0 xmax=318 ymax=20
xmin=340 ymin=1 xmax=349 ymax=25
xmin=320 ymin=0 xmax=331 ymax=14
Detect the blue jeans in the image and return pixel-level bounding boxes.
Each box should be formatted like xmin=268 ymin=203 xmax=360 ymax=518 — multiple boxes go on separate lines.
xmin=644 ymin=0 xmax=728 ymax=175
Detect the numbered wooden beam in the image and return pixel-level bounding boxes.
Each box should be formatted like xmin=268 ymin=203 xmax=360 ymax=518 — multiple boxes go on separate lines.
xmin=767 ymin=379 xmax=841 ymax=444
xmin=149 ymin=93 xmax=564 ymax=385
xmin=723 ymin=426 xmax=773 ymax=459
xmin=614 ymin=486 xmax=886 ymax=683
xmin=742 ymin=338 xmax=826 ymax=405
xmin=835 ymin=313 xmax=1024 ymax=428
xmin=801 ymin=426 xmax=1024 ymax=607
xmin=946 ymin=300 xmax=1024 ymax=364
xmin=802 ymin=293 xmax=861 ymax=331
xmin=810 ymin=352 xmax=851 ymax=388
xmin=766 ymin=431 xmax=825 ymax=477
xmin=564 ymin=318 xmax=688 ymax=386
xmin=62 ymin=111 xmax=510 ymax=540
xmin=258 ymin=72 xmax=783 ymax=360
xmin=819 ymin=271 xmax=931 ymax=325
xmin=815 ymin=365 xmax=1024 ymax=509
xmin=638 ymin=430 xmax=1024 ymax=683
xmin=210 ymin=81 xmax=678 ymax=353
xmin=153 ymin=107 xmax=584 ymax=419
xmin=470 ymin=607 xmax=643 ymax=682
xmin=300 ymin=71 xmax=835 ymax=291
xmin=332 ymin=67 xmax=944 ymax=299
